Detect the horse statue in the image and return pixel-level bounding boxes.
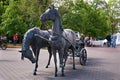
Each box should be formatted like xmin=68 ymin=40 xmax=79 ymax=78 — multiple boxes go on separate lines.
xmin=40 ymin=6 xmax=76 ymax=77
xmin=19 ymin=27 xmax=52 ymax=75
xmin=19 ymin=27 xmax=76 ymax=76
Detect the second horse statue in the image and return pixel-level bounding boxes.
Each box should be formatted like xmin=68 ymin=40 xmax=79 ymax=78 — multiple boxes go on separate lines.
xmin=40 ymin=6 xmax=76 ymax=77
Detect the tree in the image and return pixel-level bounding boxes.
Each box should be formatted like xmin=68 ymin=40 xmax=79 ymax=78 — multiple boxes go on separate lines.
xmin=60 ymin=0 xmax=109 ymax=38
xmin=107 ymin=0 xmax=120 ymax=34
xmin=88 ymin=0 xmax=110 ymax=37
xmin=0 ymin=2 xmax=4 ymax=27
xmin=19 ymin=0 xmax=52 ymax=29
xmin=1 ymin=0 xmax=26 ymax=36
xmin=0 ymin=0 xmax=52 ymax=43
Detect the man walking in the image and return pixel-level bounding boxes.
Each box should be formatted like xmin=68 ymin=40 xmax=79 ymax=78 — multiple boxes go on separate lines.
xmin=106 ymin=34 xmax=111 ymax=47
xmin=13 ymin=33 xmax=18 ymax=46
xmin=111 ymin=33 xmax=117 ymax=48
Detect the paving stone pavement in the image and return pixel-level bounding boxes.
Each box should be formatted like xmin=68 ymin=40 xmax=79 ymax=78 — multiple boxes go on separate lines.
xmin=0 ymin=47 xmax=120 ymax=80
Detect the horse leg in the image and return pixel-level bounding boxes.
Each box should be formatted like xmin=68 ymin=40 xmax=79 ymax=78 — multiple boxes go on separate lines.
xmin=63 ymin=50 xmax=68 ymax=67
xmin=52 ymin=50 xmax=58 ymax=77
xmin=46 ymin=46 xmax=52 ymax=68
xmin=58 ymin=49 xmax=65 ymax=76
xmin=72 ymin=48 xmax=75 ymax=70
xmin=33 ymin=48 xmax=40 ymax=75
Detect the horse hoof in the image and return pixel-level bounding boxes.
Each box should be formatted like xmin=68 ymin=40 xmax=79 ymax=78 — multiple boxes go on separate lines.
xmin=61 ymin=74 xmax=65 ymax=77
xmin=59 ymin=64 xmax=63 ymax=68
xmin=32 ymin=60 xmax=36 ymax=64
xmin=54 ymin=74 xmax=57 ymax=77
xmin=46 ymin=66 xmax=48 ymax=68
xmin=73 ymin=67 xmax=76 ymax=70
xmin=33 ymin=72 xmax=37 ymax=75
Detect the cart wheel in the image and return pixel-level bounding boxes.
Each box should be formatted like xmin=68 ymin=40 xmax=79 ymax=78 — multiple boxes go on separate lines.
xmin=1 ymin=43 xmax=7 ymax=50
xmin=80 ymin=48 xmax=87 ymax=65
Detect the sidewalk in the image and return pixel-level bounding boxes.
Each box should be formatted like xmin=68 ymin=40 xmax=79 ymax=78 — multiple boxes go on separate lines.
xmin=7 ymin=44 xmax=120 ymax=48
xmin=7 ymin=44 xmax=22 ymax=48
xmin=1 ymin=47 xmax=120 ymax=80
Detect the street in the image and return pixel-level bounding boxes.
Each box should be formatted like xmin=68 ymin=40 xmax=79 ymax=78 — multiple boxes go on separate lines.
xmin=0 ymin=47 xmax=120 ymax=80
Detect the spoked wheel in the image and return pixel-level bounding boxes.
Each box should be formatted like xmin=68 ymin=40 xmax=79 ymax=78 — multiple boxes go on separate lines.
xmin=1 ymin=43 xmax=7 ymax=50
xmin=79 ymin=48 xmax=87 ymax=65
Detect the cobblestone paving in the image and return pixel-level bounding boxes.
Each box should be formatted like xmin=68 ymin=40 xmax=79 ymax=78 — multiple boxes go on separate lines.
xmin=0 ymin=47 xmax=120 ymax=80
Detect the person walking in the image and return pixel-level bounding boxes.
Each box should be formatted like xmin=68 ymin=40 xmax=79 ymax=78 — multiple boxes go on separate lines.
xmin=13 ymin=33 xmax=18 ymax=46
xmin=111 ymin=33 xmax=117 ymax=48
xmin=106 ymin=34 xmax=111 ymax=47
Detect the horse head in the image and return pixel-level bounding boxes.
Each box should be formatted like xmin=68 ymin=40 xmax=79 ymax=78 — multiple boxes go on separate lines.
xmin=40 ymin=6 xmax=63 ymax=35
xmin=19 ymin=49 xmax=36 ymax=63
xmin=40 ymin=6 xmax=59 ymax=22
xmin=19 ymin=28 xmax=39 ymax=63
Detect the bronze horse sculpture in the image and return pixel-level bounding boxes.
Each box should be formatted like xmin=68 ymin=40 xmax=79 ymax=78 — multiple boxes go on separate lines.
xmin=19 ymin=27 xmax=52 ymax=75
xmin=19 ymin=27 xmax=76 ymax=76
xmin=40 ymin=6 xmax=76 ymax=77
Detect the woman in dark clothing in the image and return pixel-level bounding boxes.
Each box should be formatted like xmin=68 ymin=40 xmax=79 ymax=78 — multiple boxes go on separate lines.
xmin=106 ymin=34 xmax=111 ymax=47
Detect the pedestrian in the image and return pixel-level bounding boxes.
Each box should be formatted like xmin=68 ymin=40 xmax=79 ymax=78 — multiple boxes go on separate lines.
xmin=111 ymin=33 xmax=117 ymax=48
xmin=13 ymin=33 xmax=18 ymax=46
xmin=106 ymin=34 xmax=111 ymax=47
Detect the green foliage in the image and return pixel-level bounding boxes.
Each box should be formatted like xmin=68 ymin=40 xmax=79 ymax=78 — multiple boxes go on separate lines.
xmin=0 ymin=0 xmax=52 ymax=42
xmin=1 ymin=0 xmax=26 ymax=37
xmin=60 ymin=0 xmax=110 ymax=38
xmin=0 ymin=0 xmax=120 ymax=41
xmin=107 ymin=0 xmax=120 ymax=33
xmin=0 ymin=2 xmax=4 ymax=26
xmin=19 ymin=0 xmax=41 ymax=28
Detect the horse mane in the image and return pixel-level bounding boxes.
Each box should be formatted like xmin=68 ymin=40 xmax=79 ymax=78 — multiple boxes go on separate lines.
xmin=24 ymin=27 xmax=40 ymax=37
xmin=51 ymin=7 xmax=63 ymax=33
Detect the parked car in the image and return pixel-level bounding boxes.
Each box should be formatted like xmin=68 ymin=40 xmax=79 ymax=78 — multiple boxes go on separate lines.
xmin=92 ymin=39 xmax=107 ymax=47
